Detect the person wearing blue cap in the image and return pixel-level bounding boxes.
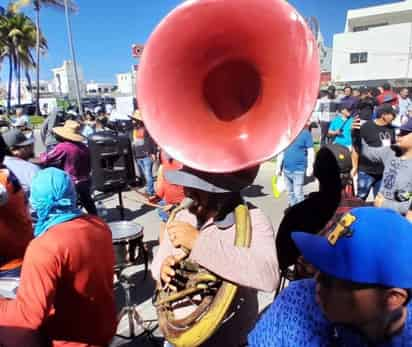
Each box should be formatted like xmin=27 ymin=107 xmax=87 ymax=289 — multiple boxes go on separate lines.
xmin=249 ymin=207 xmax=412 ymax=346
xmin=360 ymin=117 xmax=412 ymax=216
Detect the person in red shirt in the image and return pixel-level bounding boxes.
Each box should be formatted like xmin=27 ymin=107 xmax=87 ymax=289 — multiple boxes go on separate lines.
xmin=376 ymin=82 xmax=399 ymax=107
xmin=149 ymin=151 xmax=185 ymax=242
xmin=0 ymin=168 xmax=117 ymax=347
xmin=0 ymin=134 xmax=33 ymax=278
xmin=155 ymin=151 xmax=185 ymax=206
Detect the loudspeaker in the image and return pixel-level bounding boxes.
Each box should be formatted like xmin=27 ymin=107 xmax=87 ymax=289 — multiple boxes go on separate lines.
xmin=88 ymin=131 xmax=136 ymax=192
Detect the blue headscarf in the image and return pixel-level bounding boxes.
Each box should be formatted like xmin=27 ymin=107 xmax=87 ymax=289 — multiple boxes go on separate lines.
xmin=30 ymin=167 xmax=82 ymax=237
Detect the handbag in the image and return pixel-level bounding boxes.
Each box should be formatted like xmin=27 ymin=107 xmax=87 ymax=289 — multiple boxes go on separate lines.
xmin=272 ymin=174 xmax=285 ymax=199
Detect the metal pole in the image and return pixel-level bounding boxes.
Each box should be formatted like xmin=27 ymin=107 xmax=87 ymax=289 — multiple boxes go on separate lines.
xmin=64 ymin=0 xmax=83 ymax=116
xmin=407 ymin=23 xmax=412 ymax=87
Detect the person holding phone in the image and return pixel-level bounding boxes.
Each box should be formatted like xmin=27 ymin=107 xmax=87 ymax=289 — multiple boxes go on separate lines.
xmin=327 ymin=102 xmax=355 ymax=150
xmin=352 ymin=104 xmax=396 ymax=201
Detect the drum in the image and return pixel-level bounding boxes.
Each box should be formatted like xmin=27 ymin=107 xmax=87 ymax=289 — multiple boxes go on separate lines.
xmin=0 ymin=277 xmax=19 ymax=299
xmin=109 ymin=221 xmax=144 ymax=270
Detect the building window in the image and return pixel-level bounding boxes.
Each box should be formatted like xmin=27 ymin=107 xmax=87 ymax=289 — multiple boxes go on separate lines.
xmin=353 ymin=23 xmax=388 ymax=32
xmin=350 ymin=52 xmax=368 ymax=64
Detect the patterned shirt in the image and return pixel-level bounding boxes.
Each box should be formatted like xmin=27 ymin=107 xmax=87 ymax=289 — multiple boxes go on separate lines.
xmin=362 ymin=143 xmax=412 ymax=215
xmin=248 ymin=279 xmax=412 ymax=347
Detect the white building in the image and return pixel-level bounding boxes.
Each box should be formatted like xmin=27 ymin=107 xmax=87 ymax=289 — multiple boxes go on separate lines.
xmin=52 ymin=60 xmax=85 ymax=99
xmin=116 ymin=68 xmax=137 ymax=96
xmin=332 ymin=0 xmax=412 ymax=87
xmin=86 ymin=81 xmax=117 ymax=95
xmin=307 ymin=17 xmax=333 ymax=72
xmin=29 ymin=80 xmax=55 ymax=96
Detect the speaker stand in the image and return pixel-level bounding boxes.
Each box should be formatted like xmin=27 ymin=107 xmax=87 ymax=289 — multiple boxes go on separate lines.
xmin=117 ymin=191 xmax=125 ymax=220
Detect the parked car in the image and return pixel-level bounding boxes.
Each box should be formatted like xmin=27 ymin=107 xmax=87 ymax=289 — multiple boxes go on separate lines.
xmin=10 ymin=103 xmax=36 ymax=116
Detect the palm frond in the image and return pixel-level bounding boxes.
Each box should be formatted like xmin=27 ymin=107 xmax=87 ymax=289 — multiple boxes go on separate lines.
xmin=39 ymin=0 xmax=78 ymax=12
xmin=10 ymin=0 xmax=78 ymax=13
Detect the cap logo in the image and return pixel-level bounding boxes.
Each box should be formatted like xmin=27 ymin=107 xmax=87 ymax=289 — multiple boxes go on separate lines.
xmin=328 ymin=213 xmax=357 ymax=246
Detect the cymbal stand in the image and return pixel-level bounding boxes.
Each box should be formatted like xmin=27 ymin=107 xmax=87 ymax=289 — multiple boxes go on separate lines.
xmin=115 ymin=272 xmax=159 ymax=344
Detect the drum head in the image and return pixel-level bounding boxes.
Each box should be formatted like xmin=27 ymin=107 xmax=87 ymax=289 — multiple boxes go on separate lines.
xmin=109 ymin=221 xmax=143 ymax=240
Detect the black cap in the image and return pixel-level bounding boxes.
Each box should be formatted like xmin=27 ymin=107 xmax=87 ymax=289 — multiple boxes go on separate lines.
xmin=2 ymin=128 xmax=34 ymax=150
xmin=359 ymin=86 xmax=369 ymax=94
xmin=377 ymin=104 xmax=396 ymax=118
xmin=338 ymin=101 xmax=355 ymax=112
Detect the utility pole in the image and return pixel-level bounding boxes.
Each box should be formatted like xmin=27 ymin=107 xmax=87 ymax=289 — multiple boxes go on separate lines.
xmin=64 ymin=0 xmax=82 ymax=116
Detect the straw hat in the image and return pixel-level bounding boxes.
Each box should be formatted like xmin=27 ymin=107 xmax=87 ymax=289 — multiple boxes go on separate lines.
xmin=129 ymin=110 xmax=143 ymax=122
xmin=53 ymin=120 xmax=85 ymax=142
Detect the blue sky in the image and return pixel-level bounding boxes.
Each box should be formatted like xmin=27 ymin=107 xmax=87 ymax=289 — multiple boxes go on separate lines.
xmin=0 ymin=0 xmax=400 ymax=83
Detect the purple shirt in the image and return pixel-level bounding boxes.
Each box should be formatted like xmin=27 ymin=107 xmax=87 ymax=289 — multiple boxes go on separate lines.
xmin=40 ymin=142 xmax=91 ymax=184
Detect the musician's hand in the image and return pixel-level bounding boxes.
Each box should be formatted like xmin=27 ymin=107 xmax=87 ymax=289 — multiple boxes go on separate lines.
xmin=160 ymin=254 xmax=186 ymax=288
xmin=148 ymin=195 xmax=160 ymax=203
xmin=168 ymin=221 xmax=200 ymax=250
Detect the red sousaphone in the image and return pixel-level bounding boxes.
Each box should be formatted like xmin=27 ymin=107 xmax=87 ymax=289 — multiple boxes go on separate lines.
xmin=138 ymin=0 xmax=319 ymax=345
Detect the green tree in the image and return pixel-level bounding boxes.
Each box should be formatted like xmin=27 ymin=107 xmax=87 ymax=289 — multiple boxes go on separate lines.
xmin=10 ymin=0 xmax=76 ymax=114
xmin=0 ymin=9 xmax=46 ymax=109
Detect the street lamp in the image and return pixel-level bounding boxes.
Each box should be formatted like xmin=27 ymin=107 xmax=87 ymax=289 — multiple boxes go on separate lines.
xmin=64 ymin=0 xmax=82 ymax=116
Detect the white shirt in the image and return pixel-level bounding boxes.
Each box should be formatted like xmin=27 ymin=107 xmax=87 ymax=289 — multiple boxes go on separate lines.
xmin=12 ymin=115 xmax=29 ymax=127
xmin=105 ymin=104 xmax=113 ymax=115
xmin=398 ymin=96 xmax=412 ymax=120
xmin=108 ymin=110 xmax=130 ymax=121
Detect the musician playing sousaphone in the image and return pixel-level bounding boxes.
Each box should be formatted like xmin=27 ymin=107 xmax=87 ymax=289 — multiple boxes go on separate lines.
xmin=151 ymin=165 xmax=279 ymax=346
xmin=140 ymin=0 xmax=320 ymax=344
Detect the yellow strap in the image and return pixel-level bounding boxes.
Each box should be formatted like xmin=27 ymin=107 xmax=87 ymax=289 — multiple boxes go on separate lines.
xmin=168 ymin=204 xmax=251 ymax=347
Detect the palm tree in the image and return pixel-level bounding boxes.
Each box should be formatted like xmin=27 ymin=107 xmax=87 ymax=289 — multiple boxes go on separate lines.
xmin=0 ymin=10 xmax=46 ymax=109
xmin=9 ymin=13 xmax=36 ymax=104
xmin=0 ymin=11 xmax=17 ymax=112
xmin=11 ymin=0 xmax=76 ymax=115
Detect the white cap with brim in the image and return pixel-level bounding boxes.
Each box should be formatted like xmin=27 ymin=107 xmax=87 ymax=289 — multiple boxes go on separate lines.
xmin=165 ymin=166 xmax=259 ymax=194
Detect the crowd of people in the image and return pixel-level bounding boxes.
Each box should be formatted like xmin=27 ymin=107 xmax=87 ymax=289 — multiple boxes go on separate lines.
xmin=0 ymin=104 xmax=185 ymax=346
xmin=279 ymin=83 xmax=412 ymax=222
xmin=0 ymin=83 xmax=411 ymax=347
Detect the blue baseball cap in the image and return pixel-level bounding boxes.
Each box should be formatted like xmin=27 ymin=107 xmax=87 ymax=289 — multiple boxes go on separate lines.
xmin=292 ymin=207 xmax=412 ymax=288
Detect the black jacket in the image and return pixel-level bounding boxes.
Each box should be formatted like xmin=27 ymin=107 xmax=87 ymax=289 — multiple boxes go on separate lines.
xmin=357 ymin=97 xmax=377 ymax=121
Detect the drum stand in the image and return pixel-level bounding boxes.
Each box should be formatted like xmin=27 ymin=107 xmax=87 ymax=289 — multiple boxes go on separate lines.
xmin=117 ymin=191 xmax=125 ymax=220
xmin=115 ymin=272 xmax=159 ymax=344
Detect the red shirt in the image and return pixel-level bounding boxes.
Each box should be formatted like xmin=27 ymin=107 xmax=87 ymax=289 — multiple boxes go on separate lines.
xmin=0 ymin=169 xmax=33 ymax=268
xmin=0 ymin=215 xmax=117 ymax=347
xmin=156 ymin=152 xmax=185 ymax=204
xmin=377 ymin=91 xmax=399 ymax=106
